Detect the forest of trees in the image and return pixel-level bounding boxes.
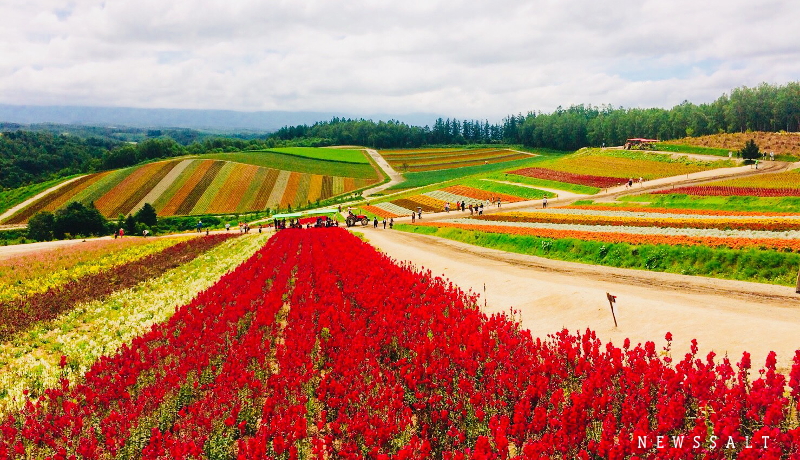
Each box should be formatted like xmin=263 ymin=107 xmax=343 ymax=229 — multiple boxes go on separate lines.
xmin=273 ymin=82 xmax=800 ymax=151
xmin=1 ymin=81 xmax=799 ymax=190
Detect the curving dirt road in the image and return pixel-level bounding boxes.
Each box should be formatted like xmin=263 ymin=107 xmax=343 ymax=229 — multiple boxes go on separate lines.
xmin=360 ymin=227 xmax=800 ymax=371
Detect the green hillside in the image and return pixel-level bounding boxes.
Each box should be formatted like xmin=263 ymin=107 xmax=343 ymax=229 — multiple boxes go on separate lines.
xmin=3 ymin=149 xmax=381 ymax=223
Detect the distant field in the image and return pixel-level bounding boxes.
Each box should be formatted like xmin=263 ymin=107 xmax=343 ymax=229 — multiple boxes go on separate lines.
xmin=0 ymin=176 xmax=79 ymax=216
xmin=618 ymin=194 xmax=800 ymax=213
xmin=198 ymin=150 xmax=378 ymax=179
xmin=482 ymin=171 xmax=600 ymax=194
xmin=380 ymin=147 xmax=532 ymax=173
xmin=364 ymin=177 xmax=556 ymax=218
xmin=265 ymin=147 xmax=370 ymax=164
xmin=643 ymin=169 xmax=800 ymax=199
xmin=653 ymin=143 xmax=730 ymax=156
xmin=662 ymin=132 xmax=800 ymax=157
xmin=387 ymin=156 xmax=541 ymax=190
xmin=3 ymin=158 xmax=379 ymax=223
xmin=508 ymin=149 xmax=732 ymax=188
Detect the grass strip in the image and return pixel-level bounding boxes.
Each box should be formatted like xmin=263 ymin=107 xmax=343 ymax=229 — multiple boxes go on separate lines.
xmin=395 ymin=224 xmax=800 ymax=286
xmin=654 ymin=143 xmax=731 ymax=156
xmin=0 ymin=234 xmax=235 ymax=341
xmin=0 ymin=233 xmax=268 ymax=414
xmin=197 ymin=151 xmax=379 ymax=179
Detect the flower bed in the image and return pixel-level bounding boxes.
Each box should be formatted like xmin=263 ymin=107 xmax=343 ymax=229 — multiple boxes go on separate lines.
xmin=443 ymin=185 xmax=525 ymax=203
xmin=477 ymin=210 xmax=800 ymax=232
xmin=0 ymin=234 xmax=235 ymax=341
xmin=0 ymin=233 xmax=268 ymax=416
xmin=0 ymin=237 xmax=188 ymax=303
xmin=508 ymin=167 xmax=624 ymax=188
xmin=1 ymin=229 xmax=798 ymax=458
xmin=423 ymin=221 xmax=800 ymax=251
xmin=653 ymin=186 xmax=800 ymax=197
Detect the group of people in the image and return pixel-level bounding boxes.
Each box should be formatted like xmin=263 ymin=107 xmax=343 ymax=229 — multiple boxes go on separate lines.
xmin=374 ymin=217 xmax=394 ymax=229
xmin=309 ymin=216 xmax=339 ymax=228
xmin=229 ymin=221 xmax=260 ymax=233
xmin=624 ymin=177 xmax=644 ymax=189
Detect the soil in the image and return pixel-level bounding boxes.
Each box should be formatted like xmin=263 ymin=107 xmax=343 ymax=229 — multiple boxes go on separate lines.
xmin=361 ymin=227 xmax=800 ymax=371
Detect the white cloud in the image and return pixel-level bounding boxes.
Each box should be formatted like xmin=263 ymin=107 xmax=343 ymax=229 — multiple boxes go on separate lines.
xmin=1 ymin=0 xmax=799 ymax=120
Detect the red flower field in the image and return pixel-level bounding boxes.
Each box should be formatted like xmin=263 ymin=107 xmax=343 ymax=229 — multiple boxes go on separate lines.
xmin=2 ymin=229 xmax=799 ymax=458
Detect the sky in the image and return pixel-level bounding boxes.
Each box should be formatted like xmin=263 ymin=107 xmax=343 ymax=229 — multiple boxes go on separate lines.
xmin=1 ymin=0 xmax=799 ymax=121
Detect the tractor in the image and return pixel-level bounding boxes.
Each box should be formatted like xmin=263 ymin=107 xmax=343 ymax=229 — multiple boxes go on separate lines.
xmin=346 ymin=212 xmax=370 ymax=227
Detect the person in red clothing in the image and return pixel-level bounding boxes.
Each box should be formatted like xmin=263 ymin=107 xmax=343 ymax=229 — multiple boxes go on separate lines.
xmin=119 ymin=228 xmax=124 ymax=237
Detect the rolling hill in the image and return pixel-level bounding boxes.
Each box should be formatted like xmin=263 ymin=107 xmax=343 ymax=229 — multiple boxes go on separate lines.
xmin=2 ymin=148 xmax=381 ymax=223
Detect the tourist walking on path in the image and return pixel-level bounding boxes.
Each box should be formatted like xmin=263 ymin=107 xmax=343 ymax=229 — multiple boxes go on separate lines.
xmin=373 ymin=217 xmax=378 ymax=228
xmin=389 ymin=218 xmax=394 ymax=229
xmin=543 ymin=196 xmax=548 ymax=209
xmin=383 ymin=218 xmax=387 ymax=229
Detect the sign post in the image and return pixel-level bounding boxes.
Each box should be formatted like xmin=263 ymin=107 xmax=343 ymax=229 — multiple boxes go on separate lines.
xmin=606 ymin=292 xmax=618 ymax=327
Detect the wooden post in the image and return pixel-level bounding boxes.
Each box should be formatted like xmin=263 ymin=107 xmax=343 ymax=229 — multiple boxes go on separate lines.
xmin=606 ymin=292 xmax=618 ymax=327
xmin=796 ymin=266 xmax=800 ymax=294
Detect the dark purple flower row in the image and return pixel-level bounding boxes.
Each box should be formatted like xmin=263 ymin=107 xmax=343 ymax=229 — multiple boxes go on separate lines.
xmin=0 ymin=233 xmax=236 ymax=341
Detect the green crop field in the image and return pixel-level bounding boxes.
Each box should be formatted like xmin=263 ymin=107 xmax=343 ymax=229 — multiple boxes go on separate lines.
xmin=653 ymin=143 xmax=730 ymax=157
xmin=196 ymin=150 xmax=379 ymax=179
xmin=265 ymin=147 xmax=370 ymax=164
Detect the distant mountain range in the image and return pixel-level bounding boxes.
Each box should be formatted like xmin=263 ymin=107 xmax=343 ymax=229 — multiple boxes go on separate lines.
xmin=0 ymin=104 xmax=441 ymax=132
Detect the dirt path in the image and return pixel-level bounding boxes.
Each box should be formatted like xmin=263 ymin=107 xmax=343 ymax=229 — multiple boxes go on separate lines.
xmin=361 ymin=227 xmax=800 ymax=370
xmin=362 ymin=149 xmax=404 ymax=197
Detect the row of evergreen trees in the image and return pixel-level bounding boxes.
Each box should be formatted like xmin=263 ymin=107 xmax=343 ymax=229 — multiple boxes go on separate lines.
xmin=2 ymin=82 xmax=798 ymax=189
xmin=272 ymin=82 xmax=800 ymax=150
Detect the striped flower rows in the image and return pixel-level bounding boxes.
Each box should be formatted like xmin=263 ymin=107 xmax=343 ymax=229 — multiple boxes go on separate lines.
xmin=0 ymin=234 xmax=268 ymax=416
xmin=653 ymin=186 xmax=800 ymax=197
xmin=0 ymin=234 xmax=235 ymax=341
xmin=381 ymin=148 xmax=530 ymax=172
xmin=423 ymin=220 xmax=800 ymax=251
xmin=536 ymin=152 xmax=719 ymax=180
xmin=444 ymin=217 xmax=800 ymax=240
xmin=2 ymin=229 xmax=799 ymax=458
xmin=703 ymin=170 xmax=800 ymax=189
xmin=367 ymin=185 xmax=520 ymax=218
xmin=0 ymin=237 xmax=189 ymax=303
xmin=508 ymin=167 xmax=624 ymax=188
xmin=3 ymin=160 xmax=377 ymax=223
xmin=567 ymin=205 xmax=800 ymax=217
xmin=476 ymin=210 xmax=800 ymax=232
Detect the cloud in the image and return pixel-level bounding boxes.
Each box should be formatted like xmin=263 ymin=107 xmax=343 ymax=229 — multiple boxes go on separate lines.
xmin=1 ymin=0 xmax=799 ymax=120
